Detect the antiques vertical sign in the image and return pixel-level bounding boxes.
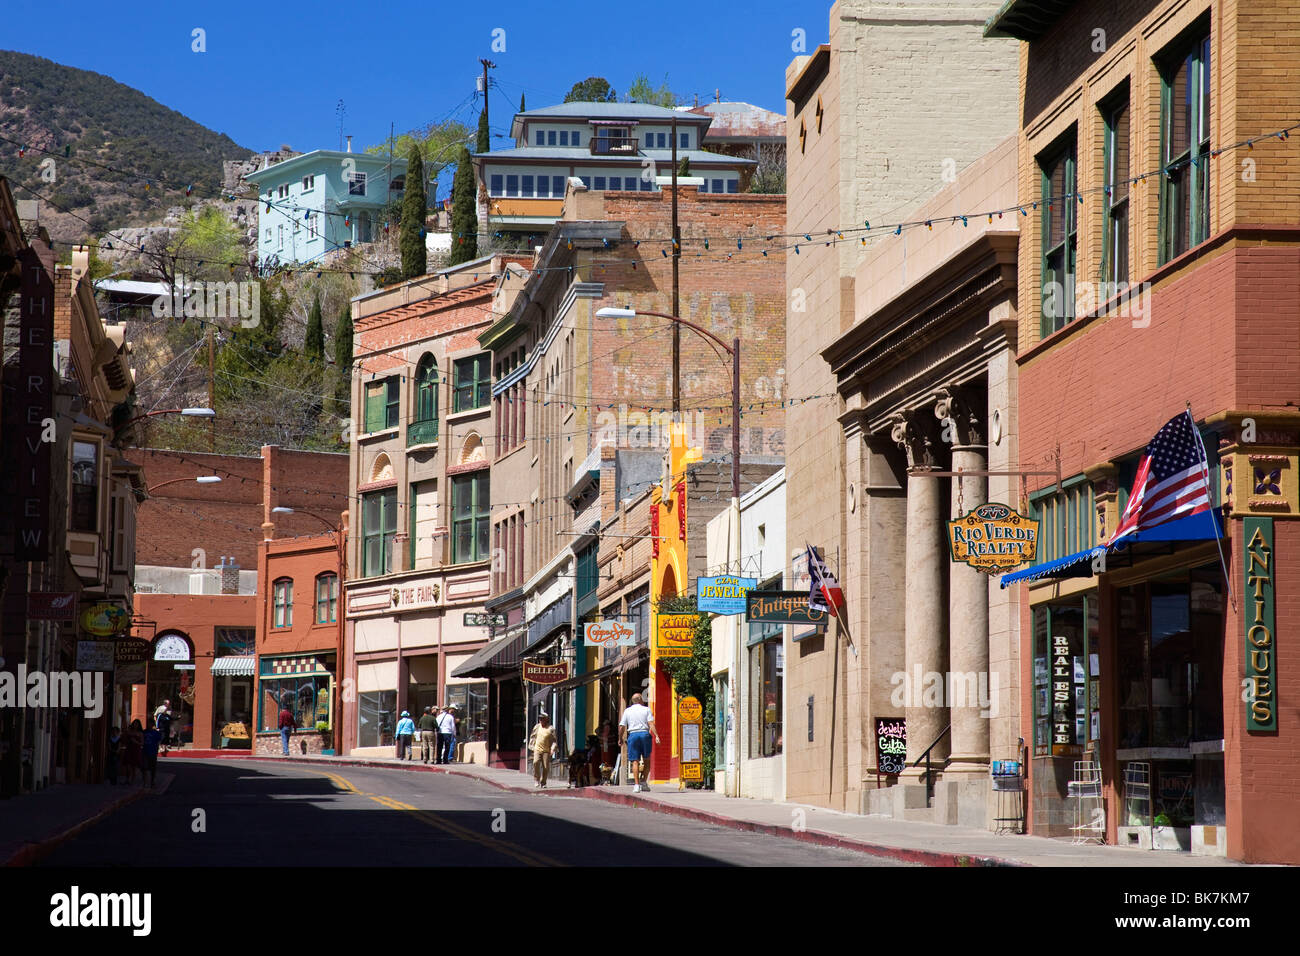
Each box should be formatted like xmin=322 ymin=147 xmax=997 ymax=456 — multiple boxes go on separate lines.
xmin=16 ymin=246 xmax=54 ymax=560
xmin=1244 ymin=517 xmax=1277 ymax=732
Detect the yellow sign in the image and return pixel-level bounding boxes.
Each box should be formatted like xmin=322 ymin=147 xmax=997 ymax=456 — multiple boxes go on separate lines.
xmin=677 ymin=696 xmax=702 ymax=722
xmin=680 ymin=762 xmax=703 ymax=782
xmin=655 ymin=613 xmax=696 ymax=658
xmin=948 ymin=502 xmax=1039 ymax=573
xmin=80 ymin=602 xmax=129 ymax=637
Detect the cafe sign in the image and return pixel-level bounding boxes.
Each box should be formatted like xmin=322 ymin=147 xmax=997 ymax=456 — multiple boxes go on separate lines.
xmin=948 ymin=503 xmax=1039 ymax=573
xmin=745 ymin=591 xmax=826 ymax=626
xmin=522 ymin=661 xmax=569 ymax=685
xmin=696 ymin=575 xmax=757 ymax=615
xmin=80 ymin=602 xmax=130 ymax=637
xmin=1244 ymin=517 xmax=1277 ymax=732
xmin=655 ymin=613 xmax=696 ymax=658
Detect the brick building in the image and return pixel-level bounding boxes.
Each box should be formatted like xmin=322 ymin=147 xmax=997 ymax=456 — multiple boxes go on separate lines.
xmin=990 ymin=0 xmax=1300 ymax=863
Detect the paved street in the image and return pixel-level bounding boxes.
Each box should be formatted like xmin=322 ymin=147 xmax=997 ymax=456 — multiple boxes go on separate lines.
xmin=39 ymin=759 xmax=908 ymax=867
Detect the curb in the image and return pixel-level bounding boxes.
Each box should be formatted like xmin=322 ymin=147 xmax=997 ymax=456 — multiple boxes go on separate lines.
xmin=3 ymin=775 xmax=173 ymax=868
xmin=182 ymin=753 xmax=1022 ymax=867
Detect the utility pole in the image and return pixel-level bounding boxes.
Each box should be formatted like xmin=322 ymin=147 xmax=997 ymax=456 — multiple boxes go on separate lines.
xmin=207 ymin=327 xmax=215 ymax=452
xmin=479 ymin=59 xmax=496 ymax=134
xmin=671 ymin=117 xmax=680 ymax=417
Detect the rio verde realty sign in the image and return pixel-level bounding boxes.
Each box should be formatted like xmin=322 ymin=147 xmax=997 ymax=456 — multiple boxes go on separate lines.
xmin=948 ymin=503 xmax=1039 ymax=573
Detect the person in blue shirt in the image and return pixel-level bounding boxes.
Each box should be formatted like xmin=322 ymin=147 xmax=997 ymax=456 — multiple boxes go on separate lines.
xmin=395 ymin=710 xmax=416 ymax=760
xmin=141 ymin=725 xmax=162 ymax=788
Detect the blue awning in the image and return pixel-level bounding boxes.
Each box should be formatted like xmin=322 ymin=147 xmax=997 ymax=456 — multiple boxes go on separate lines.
xmin=999 ymin=509 xmax=1223 ymax=589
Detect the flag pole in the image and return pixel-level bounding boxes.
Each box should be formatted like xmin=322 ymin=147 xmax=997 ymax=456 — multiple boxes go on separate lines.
xmin=1188 ymin=404 xmax=1237 ymax=613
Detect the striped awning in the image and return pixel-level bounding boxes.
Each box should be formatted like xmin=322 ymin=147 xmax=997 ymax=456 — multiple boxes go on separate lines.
xmin=210 ymin=656 xmax=256 ymax=677
xmin=260 ymin=655 xmax=332 ymax=677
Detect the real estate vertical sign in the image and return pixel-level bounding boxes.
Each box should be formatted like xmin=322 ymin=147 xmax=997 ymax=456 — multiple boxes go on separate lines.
xmin=16 ymin=246 xmax=54 ymax=561
xmin=1244 ymin=517 xmax=1277 ymax=732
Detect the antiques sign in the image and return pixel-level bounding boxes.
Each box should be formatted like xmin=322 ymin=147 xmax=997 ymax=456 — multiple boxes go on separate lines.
xmin=655 ymin=613 xmax=696 ymax=658
xmin=948 ymin=503 xmax=1039 ymax=573
xmin=522 ymin=661 xmax=569 ymax=685
xmin=1244 ymin=517 xmax=1277 ymax=732
xmin=745 ymin=591 xmax=827 ymax=626
xmin=696 ymin=575 xmax=757 ymax=615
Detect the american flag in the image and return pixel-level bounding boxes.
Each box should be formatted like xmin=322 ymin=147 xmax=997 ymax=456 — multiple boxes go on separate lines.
xmin=1110 ymin=410 xmax=1213 ymax=543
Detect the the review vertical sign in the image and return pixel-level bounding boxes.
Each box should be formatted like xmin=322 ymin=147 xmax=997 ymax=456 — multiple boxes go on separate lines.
xmin=16 ymin=246 xmax=54 ymax=560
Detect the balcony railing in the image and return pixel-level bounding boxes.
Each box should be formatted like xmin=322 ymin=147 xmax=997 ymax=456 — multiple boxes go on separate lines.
xmin=589 ymin=135 xmax=638 ymax=156
xmin=407 ymin=419 xmax=439 ymax=446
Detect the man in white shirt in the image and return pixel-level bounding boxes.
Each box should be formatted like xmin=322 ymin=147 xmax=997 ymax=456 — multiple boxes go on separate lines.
xmin=437 ymin=706 xmax=457 ymax=764
xmin=618 ymin=693 xmax=659 ymax=792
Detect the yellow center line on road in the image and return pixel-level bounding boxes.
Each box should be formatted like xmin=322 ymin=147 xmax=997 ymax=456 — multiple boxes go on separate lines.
xmin=304 ymin=769 xmax=561 ymax=867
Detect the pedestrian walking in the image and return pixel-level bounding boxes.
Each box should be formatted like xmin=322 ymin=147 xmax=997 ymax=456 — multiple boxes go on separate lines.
xmin=618 ymin=693 xmax=659 ymax=792
xmin=437 ymin=705 xmax=457 ymax=764
xmin=527 ymin=712 xmax=558 ymax=789
xmin=141 ymin=723 xmax=161 ymax=788
xmin=279 ymin=701 xmax=297 ymax=755
xmin=122 ymin=719 xmax=143 ymax=787
xmin=418 ymin=706 xmax=438 ymax=763
xmin=395 ymin=710 xmax=416 ymax=760
xmin=105 ymin=726 xmax=121 ymax=785
xmin=155 ymin=703 xmax=173 ymax=756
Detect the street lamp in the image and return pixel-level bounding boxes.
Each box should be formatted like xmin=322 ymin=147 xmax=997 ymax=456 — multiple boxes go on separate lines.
xmin=114 ymin=407 xmax=216 ymax=443
xmin=595 ymin=306 xmax=740 ymax=500
xmin=145 ymin=475 xmax=222 ymax=495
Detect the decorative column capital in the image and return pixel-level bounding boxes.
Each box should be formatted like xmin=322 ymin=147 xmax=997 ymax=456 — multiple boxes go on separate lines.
xmin=934 ymin=385 xmax=984 ymax=448
xmin=890 ymin=409 xmax=941 ymax=472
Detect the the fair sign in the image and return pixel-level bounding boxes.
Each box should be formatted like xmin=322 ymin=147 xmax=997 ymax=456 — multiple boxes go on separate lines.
xmin=696 ymin=575 xmax=757 ymax=615
xmin=584 ymin=620 xmax=638 ymax=647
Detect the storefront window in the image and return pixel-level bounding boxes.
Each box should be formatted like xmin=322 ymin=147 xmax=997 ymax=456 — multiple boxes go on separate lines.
xmin=747 ymin=618 xmax=783 ymax=758
xmin=446 ymin=682 xmax=488 ymax=742
xmin=260 ymin=675 xmax=332 ymax=733
xmin=1032 ymin=596 xmax=1099 ymax=756
xmin=358 ymin=689 xmax=397 ymax=748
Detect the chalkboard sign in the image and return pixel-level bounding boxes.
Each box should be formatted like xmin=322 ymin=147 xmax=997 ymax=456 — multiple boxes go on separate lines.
xmin=875 ymin=717 xmax=906 ymax=776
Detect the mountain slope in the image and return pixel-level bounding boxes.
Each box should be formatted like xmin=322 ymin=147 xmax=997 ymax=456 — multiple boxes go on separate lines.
xmin=0 ymin=49 xmax=252 ymax=241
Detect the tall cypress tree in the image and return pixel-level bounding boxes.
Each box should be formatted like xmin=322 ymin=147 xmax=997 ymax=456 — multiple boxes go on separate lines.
xmin=305 ymin=295 xmax=324 ymax=361
xmin=448 ymin=146 xmax=478 ymax=266
xmin=519 ymin=92 xmax=526 ymax=112
xmin=400 ymin=143 xmax=427 ymax=278
xmin=333 ymin=302 xmax=353 ymax=410
xmin=476 ymin=108 xmax=490 ymax=154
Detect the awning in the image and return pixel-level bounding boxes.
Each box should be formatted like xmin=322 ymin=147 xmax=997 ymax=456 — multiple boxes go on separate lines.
xmin=547 ymin=661 xmax=618 ymax=694
xmin=1000 ymin=509 xmax=1223 ymax=589
xmin=210 ymin=656 xmax=256 ymax=677
xmin=525 ymin=596 xmax=571 ymax=653
xmin=451 ymin=630 xmax=526 ymax=678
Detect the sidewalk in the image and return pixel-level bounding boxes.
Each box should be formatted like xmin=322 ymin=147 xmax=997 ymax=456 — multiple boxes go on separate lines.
xmin=1 ymin=773 xmax=174 ymax=867
xmin=182 ymin=751 xmax=1248 ymax=867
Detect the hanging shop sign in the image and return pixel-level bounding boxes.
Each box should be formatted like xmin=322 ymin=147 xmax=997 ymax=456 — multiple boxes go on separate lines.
xmin=152 ymin=632 xmax=194 ymax=663
xmin=14 ymin=247 xmax=54 ymax=562
xmin=1051 ymin=631 xmax=1075 ymax=752
xmin=584 ymin=620 xmax=638 ymax=647
xmin=80 ymin=603 xmax=130 ymax=637
xmin=27 ymin=592 xmax=77 ymax=621
xmin=464 ymin=612 xmax=507 ymax=628
xmin=522 ymin=661 xmax=570 ymax=685
xmin=745 ymin=591 xmax=827 ymax=626
xmin=874 ymin=717 xmax=906 ymax=776
xmin=655 ymin=613 xmax=697 ymax=658
xmin=677 ymin=696 xmax=703 ymax=723
xmin=650 ymin=504 xmax=660 ymax=559
xmin=676 ymin=481 xmax=687 ymax=541
xmin=76 ymin=641 xmax=115 ymax=672
xmin=948 ymin=503 xmax=1039 ymax=573
xmin=114 ymin=639 xmax=151 ymax=685
xmin=696 ymin=575 xmax=757 ymax=615
xmin=1244 ymin=517 xmax=1278 ymax=732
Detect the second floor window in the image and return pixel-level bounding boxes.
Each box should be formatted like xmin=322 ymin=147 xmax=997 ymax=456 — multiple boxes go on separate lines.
xmin=273 ymin=578 xmax=293 ymax=628
xmin=452 ymin=472 xmax=489 ymax=564
xmin=1040 ymin=137 xmax=1078 ymax=337
xmin=315 ymin=573 xmax=338 ymax=624
xmin=453 ymin=355 xmax=490 ymax=412
xmin=415 ymin=355 xmax=438 ymax=423
xmin=362 ymin=489 xmax=397 ymax=577
xmin=1162 ymin=32 xmax=1212 ymax=263
xmin=348 ymin=171 xmax=367 ymax=196
xmin=1103 ymin=98 xmax=1131 ymax=285
xmin=70 ymin=439 xmax=99 ymax=533
xmin=364 ymin=378 xmax=400 ymax=432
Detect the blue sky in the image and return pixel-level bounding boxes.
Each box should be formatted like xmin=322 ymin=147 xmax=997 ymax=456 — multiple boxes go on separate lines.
xmin=8 ymin=0 xmax=828 ymax=196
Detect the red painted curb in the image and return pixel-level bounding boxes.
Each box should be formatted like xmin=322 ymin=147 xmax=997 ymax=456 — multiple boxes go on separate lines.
xmin=3 ymin=780 xmax=168 ymax=868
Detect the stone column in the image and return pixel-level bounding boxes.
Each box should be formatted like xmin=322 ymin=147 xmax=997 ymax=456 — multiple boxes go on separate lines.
xmin=936 ymin=387 xmax=989 ymax=773
xmin=891 ymin=410 xmax=949 ymax=771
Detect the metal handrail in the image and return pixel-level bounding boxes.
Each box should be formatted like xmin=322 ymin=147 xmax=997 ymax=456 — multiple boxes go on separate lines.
xmin=910 ymin=723 xmax=951 ymax=806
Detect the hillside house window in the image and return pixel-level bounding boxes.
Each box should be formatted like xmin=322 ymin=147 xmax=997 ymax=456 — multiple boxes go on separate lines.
xmin=593 ymin=176 xmax=607 ymax=190
xmin=522 ymin=175 xmax=534 ymax=198
xmin=315 ymin=573 xmax=338 ymax=624
xmin=364 ymin=378 xmax=400 ymax=432
xmin=559 ymin=131 xmax=569 ymax=146
xmin=453 ymin=355 xmax=490 ymax=412
xmin=490 ymin=174 xmax=503 ymax=196
xmin=451 ymin=472 xmax=490 ymax=564
xmin=348 ymin=171 xmax=367 ymax=196
xmin=506 ymin=175 xmax=519 ymax=197
xmin=273 ymin=578 xmax=293 ymax=628
xmin=547 ymin=130 xmax=557 ymax=146
xmin=552 ymin=176 xmax=565 ymax=197
xmin=1040 ymin=136 xmax=1078 ymax=336
xmin=70 ymin=440 xmax=100 ymax=532
xmin=1161 ymin=31 xmax=1212 ymax=263
xmin=536 ymin=130 xmax=544 ymax=146
xmin=680 ymin=132 xmax=689 ymax=149
xmin=362 ymin=489 xmax=397 ymax=577
xmin=302 ymin=175 xmax=315 ymax=190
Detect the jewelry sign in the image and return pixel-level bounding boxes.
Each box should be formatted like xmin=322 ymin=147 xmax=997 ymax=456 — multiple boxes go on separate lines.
xmin=948 ymin=503 xmax=1039 ymax=573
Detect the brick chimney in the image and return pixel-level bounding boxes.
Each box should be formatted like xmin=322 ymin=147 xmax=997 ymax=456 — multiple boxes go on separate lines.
xmin=220 ymin=556 xmax=241 ymax=595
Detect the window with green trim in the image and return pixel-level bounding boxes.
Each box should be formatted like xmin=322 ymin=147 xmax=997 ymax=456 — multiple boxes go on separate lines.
xmin=315 ymin=573 xmax=338 ymax=623
xmin=415 ymin=354 xmax=438 ymax=423
xmin=362 ymin=488 xmax=397 ymax=576
xmin=1102 ymin=96 xmax=1130 ymax=285
xmin=1160 ymin=30 xmax=1211 ymax=263
xmin=273 ymin=578 xmax=293 ymax=628
xmin=364 ymin=378 xmax=400 ymax=432
xmin=451 ymin=471 xmax=490 ymax=563
xmin=453 ymin=354 xmax=491 ymax=413
xmin=1032 ymin=596 xmax=1100 ymax=757
xmin=576 ymin=544 xmax=599 ymax=600
xmin=1031 ymin=480 xmax=1096 ymax=563
xmin=1040 ymin=136 xmax=1078 ymax=337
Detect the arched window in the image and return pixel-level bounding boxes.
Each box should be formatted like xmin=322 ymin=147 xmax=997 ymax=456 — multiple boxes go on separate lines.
xmin=273 ymin=578 xmax=294 ymax=628
xmin=315 ymin=572 xmax=339 ymax=624
xmin=415 ymin=354 xmax=438 ymax=423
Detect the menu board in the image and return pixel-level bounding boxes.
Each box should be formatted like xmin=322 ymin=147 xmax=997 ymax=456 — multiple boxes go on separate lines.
xmin=875 ymin=717 xmax=906 ymax=776
xmin=681 ymin=722 xmax=702 ymax=763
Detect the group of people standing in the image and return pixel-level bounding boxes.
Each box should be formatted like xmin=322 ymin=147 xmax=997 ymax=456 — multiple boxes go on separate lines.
xmin=106 ymin=699 xmax=173 ymax=787
xmin=527 ymin=693 xmax=659 ymax=791
xmin=398 ymin=705 xmax=458 ymax=763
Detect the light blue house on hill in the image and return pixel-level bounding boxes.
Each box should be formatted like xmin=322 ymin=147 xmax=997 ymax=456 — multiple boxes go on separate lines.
xmin=242 ymin=149 xmax=408 ymax=265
